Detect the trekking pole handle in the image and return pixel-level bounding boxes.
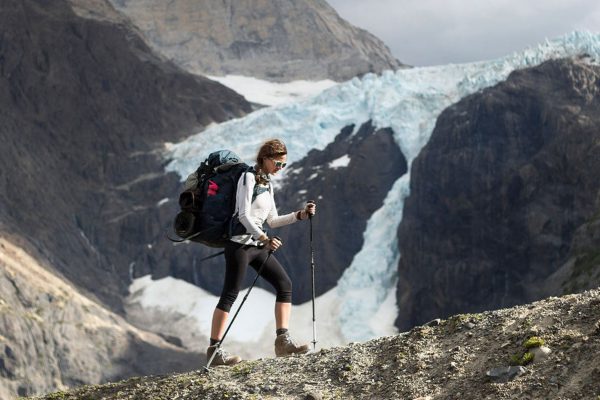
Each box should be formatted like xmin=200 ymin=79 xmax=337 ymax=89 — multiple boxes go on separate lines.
xmin=268 ymin=236 xmax=283 ymax=253
xmin=306 ymin=200 xmax=316 ymax=219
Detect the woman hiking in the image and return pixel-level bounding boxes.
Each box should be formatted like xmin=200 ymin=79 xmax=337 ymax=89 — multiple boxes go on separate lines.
xmin=207 ymin=138 xmax=317 ymax=366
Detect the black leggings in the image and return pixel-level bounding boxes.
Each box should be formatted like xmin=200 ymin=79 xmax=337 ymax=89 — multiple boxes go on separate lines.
xmin=216 ymin=242 xmax=292 ymax=312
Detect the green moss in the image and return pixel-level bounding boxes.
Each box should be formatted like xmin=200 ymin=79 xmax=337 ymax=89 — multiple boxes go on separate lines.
xmin=414 ymin=326 xmax=433 ymax=337
xmin=231 ymin=361 xmax=255 ymax=377
xmin=454 ymin=314 xmax=471 ymax=322
xmin=510 ymin=336 xmax=544 ymax=365
xmin=510 ymin=351 xmax=535 ymax=366
xmin=522 ymin=351 xmax=534 ymax=365
xmin=46 ymin=391 xmax=69 ymax=400
xmin=447 ymin=313 xmax=481 ymax=331
xmin=524 ymin=336 xmax=545 ymax=349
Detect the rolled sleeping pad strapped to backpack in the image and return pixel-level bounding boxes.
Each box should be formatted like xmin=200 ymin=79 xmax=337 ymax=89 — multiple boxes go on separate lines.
xmin=172 ymin=150 xmax=253 ymax=248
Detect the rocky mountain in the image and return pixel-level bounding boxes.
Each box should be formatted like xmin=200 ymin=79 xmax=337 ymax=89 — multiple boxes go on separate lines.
xmin=106 ymin=0 xmax=405 ymax=82
xmin=0 ymin=0 xmax=251 ymax=396
xmin=0 ymin=236 xmax=201 ymax=399
xmin=545 ymin=191 xmax=600 ymax=295
xmin=4 ymin=2 xmax=600 ymax=396
xmin=396 ymin=58 xmax=600 ymax=331
xmin=0 ymin=0 xmax=251 ymax=312
xmin=32 ymin=287 xmax=600 ymax=399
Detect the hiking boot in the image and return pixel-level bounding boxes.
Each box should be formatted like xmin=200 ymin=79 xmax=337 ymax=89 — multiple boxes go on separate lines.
xmin=274 ymin=332 xmax=309 ymax=357
xmin=206 ymin=345 xmax=241 ymax=366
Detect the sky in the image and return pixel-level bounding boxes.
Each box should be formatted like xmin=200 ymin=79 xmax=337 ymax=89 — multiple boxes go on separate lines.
xmin=327 ymin=0 xmax=600 ymax=66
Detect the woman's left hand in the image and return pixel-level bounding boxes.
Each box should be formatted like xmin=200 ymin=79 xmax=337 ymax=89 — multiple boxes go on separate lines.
xmin=304 ymin=202 xmax=316 ymax=218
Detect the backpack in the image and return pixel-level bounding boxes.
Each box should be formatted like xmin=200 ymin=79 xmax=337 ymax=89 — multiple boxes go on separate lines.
xmin=172 ymin=150 xmax=253 ymax=247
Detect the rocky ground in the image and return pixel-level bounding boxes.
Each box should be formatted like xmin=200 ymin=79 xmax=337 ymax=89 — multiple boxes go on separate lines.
xmin=31 ymin=287 xmax=600 ymax=399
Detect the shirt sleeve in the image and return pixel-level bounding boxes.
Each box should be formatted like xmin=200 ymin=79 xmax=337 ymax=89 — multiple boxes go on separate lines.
xmin=266 ymin=185 xmax=298 ymax=228
xmin=236 ymin=172 xmax=266 ymax=239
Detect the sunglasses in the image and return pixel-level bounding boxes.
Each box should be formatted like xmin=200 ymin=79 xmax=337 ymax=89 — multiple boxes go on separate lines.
xmin=271 ymin=159 xmax=287 ymax=168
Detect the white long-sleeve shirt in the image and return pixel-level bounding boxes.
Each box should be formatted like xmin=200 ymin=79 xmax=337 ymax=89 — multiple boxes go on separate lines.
xmin=231 ymin=172 xmax=297 ymax=245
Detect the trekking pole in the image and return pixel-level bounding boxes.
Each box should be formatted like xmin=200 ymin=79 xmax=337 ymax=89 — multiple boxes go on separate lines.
xmin=307 ymin=200 xmax=317 ymax=351
xmin=203 ymin=237 xmax=281 ymax=372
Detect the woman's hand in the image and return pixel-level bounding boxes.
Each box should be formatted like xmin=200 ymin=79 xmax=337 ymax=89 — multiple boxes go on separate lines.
xmin=304 ymin=201 xmax=316 ymax=218
xmin=269 ymin=237 xmax=283 ymax=251
xmin=258 ymin=235 xmax=282 ymax=251
xmin=296 ymin=201 xmax=317 ymax=220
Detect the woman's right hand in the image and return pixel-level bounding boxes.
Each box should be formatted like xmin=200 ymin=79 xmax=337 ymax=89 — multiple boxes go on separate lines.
xmin=269 ymin=237 xmax=283 ymax=251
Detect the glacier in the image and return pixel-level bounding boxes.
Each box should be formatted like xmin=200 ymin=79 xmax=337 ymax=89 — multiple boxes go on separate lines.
xmin=164 ymin=31 xmax=600 ymax=341
xmin=207 ymin=75 xmax=338 ymax=106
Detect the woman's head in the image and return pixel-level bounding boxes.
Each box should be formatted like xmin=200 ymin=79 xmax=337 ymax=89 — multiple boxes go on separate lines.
xmin=257 ymin=139 xmax=287 ymax=175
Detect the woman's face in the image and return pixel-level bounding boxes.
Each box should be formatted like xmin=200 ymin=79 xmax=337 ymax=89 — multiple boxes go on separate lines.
xmin=265 ymin=154 xmax=287 ymax=175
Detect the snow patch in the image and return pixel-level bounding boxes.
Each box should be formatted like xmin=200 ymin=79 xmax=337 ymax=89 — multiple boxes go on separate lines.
xmin=328 ymin=155 xmax=351 ymax=169
xmin=207 ymin=75 xmax=338 ymax=107
xmin=157 ymin=198 xmax=170 ymax=207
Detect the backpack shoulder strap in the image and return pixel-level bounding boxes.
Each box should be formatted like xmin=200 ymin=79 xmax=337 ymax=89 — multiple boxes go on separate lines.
xmin=242 ymin=165 xmax=255 ymax=186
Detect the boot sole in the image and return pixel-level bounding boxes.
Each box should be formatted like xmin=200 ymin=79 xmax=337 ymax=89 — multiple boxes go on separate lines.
xmin=275 ymin=348 xmax=310 ymax=357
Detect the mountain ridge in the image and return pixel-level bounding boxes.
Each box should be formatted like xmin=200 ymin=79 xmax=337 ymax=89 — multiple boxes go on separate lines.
xmin=106 ymin=0 xmax=405 ymax=82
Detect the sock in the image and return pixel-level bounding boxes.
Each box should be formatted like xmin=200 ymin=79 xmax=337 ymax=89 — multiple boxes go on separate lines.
xmin=276 ymin=328 xmax=288 ymax=336
xmin=210 ymin=338 xmax=220 ymax=346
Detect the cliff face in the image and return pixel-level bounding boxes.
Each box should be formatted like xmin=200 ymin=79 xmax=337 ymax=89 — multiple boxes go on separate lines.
xmin=396 ymin=58 xmax=600 ymax=330
xmin=0 ymin=0 xmax=251 ymax=312
xmin=545 ymin=193 xmax=600 ymax=295
xmin=107 ymin=0 xmax=404 ymax=82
